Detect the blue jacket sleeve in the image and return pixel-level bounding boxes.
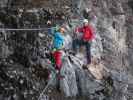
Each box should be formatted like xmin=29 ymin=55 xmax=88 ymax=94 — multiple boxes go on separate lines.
xmin=56 ymin=32 xmax=64 ymax=41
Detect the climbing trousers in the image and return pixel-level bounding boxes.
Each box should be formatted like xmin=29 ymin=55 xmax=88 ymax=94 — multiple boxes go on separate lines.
xmin=81 ymin=40 xmax=91 ymax=64
xmin=52 ymin=51 xmax=62 ymax=70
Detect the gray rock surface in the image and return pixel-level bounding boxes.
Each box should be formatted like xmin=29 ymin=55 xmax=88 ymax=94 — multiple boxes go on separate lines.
xmin=0 ymin=0 xmax=133 ymax=100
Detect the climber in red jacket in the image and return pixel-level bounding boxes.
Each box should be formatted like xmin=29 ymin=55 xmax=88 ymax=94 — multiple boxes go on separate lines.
xmin=75 ymin=19 xmax=95 ymax=65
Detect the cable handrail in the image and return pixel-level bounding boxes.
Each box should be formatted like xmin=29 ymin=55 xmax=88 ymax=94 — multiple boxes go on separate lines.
xmin=0 ymin=27 xmax=55 ymax=31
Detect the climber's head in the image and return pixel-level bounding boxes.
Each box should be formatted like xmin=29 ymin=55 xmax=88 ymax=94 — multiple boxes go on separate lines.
xmin=47 ymin=20 xmax=52 ymax=25
xmin=85 ymin=8 xmax=91 ymax=13
xmin=83 ymin=19 xmax=89 ymax=26
xmin=59 ymin=27 xmax=66 ymax=34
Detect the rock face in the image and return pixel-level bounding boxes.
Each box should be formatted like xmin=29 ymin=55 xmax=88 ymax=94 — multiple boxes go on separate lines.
xmin=0 ymin=0 xmax=133 ymax=100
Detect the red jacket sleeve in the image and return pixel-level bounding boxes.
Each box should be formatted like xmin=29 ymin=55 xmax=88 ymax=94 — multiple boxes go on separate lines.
xmin=89 ymin=25 xmax=95 ymax=40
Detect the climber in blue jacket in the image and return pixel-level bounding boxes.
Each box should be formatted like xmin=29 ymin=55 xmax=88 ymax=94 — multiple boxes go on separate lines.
xmin=47 ymin=22 xmax=65 ymax=79
xmin=53 ymin=30 xmax=64 ymax=50
xmin=48 ymin=25 xmax=64 ymax=50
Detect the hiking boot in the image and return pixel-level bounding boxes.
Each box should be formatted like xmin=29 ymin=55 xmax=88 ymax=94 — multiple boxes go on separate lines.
xmin=82 ymin=64 xmax=88 ymax=70
xmin=57 ymin=74 xmax=65 ymax=80
xmin=56 ymin=83 xmax=61 ymax=92
xmin=56 ymin=72 xmax=65 ymax=80
xmin=55 ymin=70 xmax=65 ymax=79
xmin=72 ymin=52 xmax=76 ymax=56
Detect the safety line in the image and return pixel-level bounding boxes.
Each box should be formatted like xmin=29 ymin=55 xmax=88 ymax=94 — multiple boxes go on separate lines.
xmin=0 ymin=27 xmax=55 ymax=31
xmin=38 ymin=73 xmax=56 ymax=100
xmin=0 ymin=19 xmax=84 ymax=31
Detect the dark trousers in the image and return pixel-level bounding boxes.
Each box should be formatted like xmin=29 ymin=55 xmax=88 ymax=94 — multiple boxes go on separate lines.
xmin=81 ymin=41 xmax=91 ymax=64
xmin=72 ymin=39 xmax=91 ymax=64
